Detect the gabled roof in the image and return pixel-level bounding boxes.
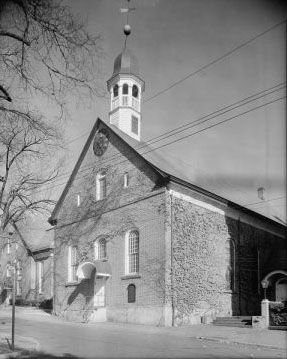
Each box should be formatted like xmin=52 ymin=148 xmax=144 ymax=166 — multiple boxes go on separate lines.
xmin=49 ymin=118 xmax=286 ymax=232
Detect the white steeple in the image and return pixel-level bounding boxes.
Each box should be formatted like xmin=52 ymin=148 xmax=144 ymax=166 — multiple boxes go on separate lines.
xmin=107 ymin=19 xmax=145 ymax=141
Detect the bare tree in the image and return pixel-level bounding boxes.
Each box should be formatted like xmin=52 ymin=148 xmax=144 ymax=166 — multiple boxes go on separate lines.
xmin=0 ymin=0 xmax=104 ymax=231
xmin=0 ymin=113 xmax=61 ymax=231
xmin=0 ymin=0 xmax=104 ymax=117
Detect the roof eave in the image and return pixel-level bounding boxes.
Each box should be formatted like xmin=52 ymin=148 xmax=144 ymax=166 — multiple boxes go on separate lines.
xmin=168 ymin=175 xmax=286 ymax=231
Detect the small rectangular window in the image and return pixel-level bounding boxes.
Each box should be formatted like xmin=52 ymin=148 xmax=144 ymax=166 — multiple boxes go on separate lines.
xmin=123 ymin=172 xmax=129 ymax=188
xmin=96 ymin=172 xmax=106 ymax=200
xmin=128 ymin=284 xmax=136 ymax=303
xmin=69 ymin=246 xmax=78 ymax=282
xmin=131 ymin=116 xmax=138 ymax=135
xmin=16 ymin=279 xmax=22 ymax=296
xmin=38 ymin=261 xmax=44 ymax=294
xmin=7 ymin=239 xmax=11 ymax=254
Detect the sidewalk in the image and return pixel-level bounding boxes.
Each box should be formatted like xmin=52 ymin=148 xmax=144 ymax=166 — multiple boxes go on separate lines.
xmin=172 ymin=324 xmax=287 ymax=351
xmin=0 ymin=305 xmax=286 ymax=353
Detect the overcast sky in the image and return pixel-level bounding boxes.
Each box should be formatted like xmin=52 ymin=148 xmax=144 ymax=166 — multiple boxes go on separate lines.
xmin=54 ymin=0 xmax=286 ymax=223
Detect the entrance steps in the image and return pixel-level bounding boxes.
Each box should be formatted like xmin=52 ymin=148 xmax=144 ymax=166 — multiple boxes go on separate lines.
xmin=213 ymin=316 xmax=252 ymax=328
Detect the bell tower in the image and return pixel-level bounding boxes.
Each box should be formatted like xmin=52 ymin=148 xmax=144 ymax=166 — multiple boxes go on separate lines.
xmin=107 ymin=9 xmax=145 ymax=141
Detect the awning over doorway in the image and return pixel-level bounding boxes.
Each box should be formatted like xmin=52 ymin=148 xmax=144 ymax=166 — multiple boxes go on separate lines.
xmin=76 ymin=260 xmax=112 ymax=279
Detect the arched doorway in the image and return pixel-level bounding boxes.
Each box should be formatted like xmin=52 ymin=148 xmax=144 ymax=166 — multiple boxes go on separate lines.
xmin=261 ymin=270 xmax=287 ymax=302
xmin=76 ymin=260 xmax=112 ymax=322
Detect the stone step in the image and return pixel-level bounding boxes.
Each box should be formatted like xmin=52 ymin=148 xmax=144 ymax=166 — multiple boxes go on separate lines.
xmin=269 ymin=325 xmax=287 ymax=331
xmin=213 ymin=316 xmax=252 ymax=328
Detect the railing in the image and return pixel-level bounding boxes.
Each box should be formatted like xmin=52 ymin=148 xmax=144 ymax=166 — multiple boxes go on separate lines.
xmin=111 ymin=98 xmax=119 ymax=110
xmin=132 ymin=98 xmax=139 ymax=111
xmin=111 ymin=96 xmax=140 ymax=111
xmin=122 ymin=95 xmax=129 ymax=107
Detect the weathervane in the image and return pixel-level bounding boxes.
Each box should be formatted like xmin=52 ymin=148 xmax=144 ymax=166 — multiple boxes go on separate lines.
xmin=120 ymin=0 xmax=136 ymax=47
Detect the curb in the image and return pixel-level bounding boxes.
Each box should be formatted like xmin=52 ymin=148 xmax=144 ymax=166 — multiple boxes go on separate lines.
xmin=194 ymin=335 xmax=286 ymax=351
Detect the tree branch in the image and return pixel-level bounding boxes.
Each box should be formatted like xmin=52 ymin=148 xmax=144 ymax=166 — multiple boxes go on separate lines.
xmin=0 ymin=31 xmax=31 ymax=46
xmin=0 ymin=85 xmax=12 ymax=102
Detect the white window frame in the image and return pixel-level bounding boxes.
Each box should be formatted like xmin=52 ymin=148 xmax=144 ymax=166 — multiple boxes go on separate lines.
xmin=68 ymin=246 xmax=78 ymax=283
xmin=38 ymin=261 xmax=44 ymax=294
xmin=7 ymin=238 xmax=11 ymax=254
xmin=125 ymin=230 xmax=139 ymax=274
xmin=94 ymin=238 xmax=107 ymax=260
xmin=16 ymin=261 xmax=22 ymax=296
xmin=6 ymin=264 xmax=12 ymax=278
xmin=123 ymin=172 xmax=129 ymax=188
xmin=96 ymin=171 xmax=106 ymax=201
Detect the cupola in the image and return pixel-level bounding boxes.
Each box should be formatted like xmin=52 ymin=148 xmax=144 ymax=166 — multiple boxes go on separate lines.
xmin=107 ymin=23 xmax=145 ymax=141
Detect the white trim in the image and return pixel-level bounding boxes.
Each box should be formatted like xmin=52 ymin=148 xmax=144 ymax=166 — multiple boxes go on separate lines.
xmin=125 ymin=229 xmax=139 ymax=275
xmin=169 ymin=189 xmax=285 ymax=237
xmin=38 ymin=261 xmax=44 ymax=294
xmin=169 ymin=189 xmax=225 ymax=215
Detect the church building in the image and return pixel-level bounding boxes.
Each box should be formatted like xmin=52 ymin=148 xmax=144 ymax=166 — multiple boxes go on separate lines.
xmin=49 ymin=25 xmax=286 ymax=326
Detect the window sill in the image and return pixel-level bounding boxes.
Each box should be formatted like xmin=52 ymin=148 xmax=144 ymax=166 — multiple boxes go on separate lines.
xmin=121 ymin=274 xmax=141 ymax=280
xmin=65 ymin=281 xmax=78 ymax=287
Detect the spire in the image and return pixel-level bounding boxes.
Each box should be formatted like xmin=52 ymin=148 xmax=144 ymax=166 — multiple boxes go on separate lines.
xmin=107 ymin=0 xmax=144 ymax=141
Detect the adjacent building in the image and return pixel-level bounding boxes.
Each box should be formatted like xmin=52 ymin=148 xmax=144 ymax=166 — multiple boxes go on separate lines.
xmin=0 ymin=225 xmax=54 ymax=306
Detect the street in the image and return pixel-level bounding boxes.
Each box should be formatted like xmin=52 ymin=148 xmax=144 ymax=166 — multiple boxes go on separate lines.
xmin=0 ymin=310 xmax=285 ymax=358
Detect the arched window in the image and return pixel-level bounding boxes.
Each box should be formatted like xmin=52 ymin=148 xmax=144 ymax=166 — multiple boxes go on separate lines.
xmin=94 ymin=238 xmax=107 ymax=260
xmin=122 ymin=83 xmax=129 ymax=95
xmin=126 ymin=230 xmax=139 ymax=274
xmin=96 ymin=171 xmax=106 ymax=200
xmin=113 ymin=84 xmax=118 ymax=97
xmin=132 ymin=85 xmax=138 ymax=98
xmin=127 ymin=284 xmax=136 ymax=303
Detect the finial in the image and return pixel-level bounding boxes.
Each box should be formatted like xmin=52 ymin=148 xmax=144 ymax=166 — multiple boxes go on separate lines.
xmin=120 ymin=0 xmax=135 ymax=47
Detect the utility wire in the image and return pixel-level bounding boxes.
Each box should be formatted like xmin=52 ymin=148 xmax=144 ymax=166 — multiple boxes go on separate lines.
xmin=44 ymin=83 xmax=286 ymax=185
xmin=245 ymin=196 xmax=286 ymax=207
xmin=34 ymin=95 xmax=284 ymax=195
xmin=144 ymin=19 xmax=286 ymax=103
xmin=60 ymin=19 xmax=286 ymax=147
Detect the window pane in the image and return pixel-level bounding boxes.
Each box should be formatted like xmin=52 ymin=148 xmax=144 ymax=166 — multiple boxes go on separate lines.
xmin=132 ymin=85 xmax=138 ymax=98
xmin=123 ymin=84 xmax=128 ymax=95
xmin=128 ymin=231 xmax=139 ymax=273
xmin=99 ymin=178 xmax=106 ymax=199
xmin=98 ymin=239 xmax=106 ymax=259
xmin=131 ymin=116 xmax=138 ymax=135
xmin=128 ymin=284 xmax=136 ymax=303
xmin=113 ymin=85 xmax=118 ymax=97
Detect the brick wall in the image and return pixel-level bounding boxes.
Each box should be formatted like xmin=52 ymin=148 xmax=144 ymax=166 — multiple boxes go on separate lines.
xmin=54 ymin=124 xmax=168 ymax=324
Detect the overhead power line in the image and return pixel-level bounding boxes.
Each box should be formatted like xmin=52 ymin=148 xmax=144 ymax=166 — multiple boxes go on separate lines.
xmin=46 ymin=83 xmax=286 ymax=185
xmin=62 ymin=19 xmax=286 ymax=147
xmin=245 ymin=196 xmax=286 ymax=207
xmin=34 ymin=95 xmax=284 ymax=196
xmin=144 ymin=19 xmax=286 ymax=103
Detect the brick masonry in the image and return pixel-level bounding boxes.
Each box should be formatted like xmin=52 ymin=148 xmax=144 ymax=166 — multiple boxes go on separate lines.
xmin=54 ymin=123 xmax=168 ymax=324
xmin=52 ymin=121 xmax=286 ymax=326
